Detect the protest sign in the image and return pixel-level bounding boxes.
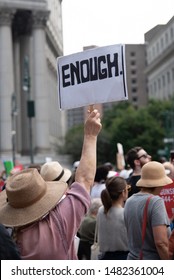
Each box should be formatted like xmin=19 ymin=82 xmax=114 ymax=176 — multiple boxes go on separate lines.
xmin=57 ymin=44 xmax=128 ymax=110
xmin=3 ymin=160 xmax=14 ymax=176
xmin=10 ymin=164 xmax=24 ymax=174
xmin=116 ymin=143 xmax=125 ymax=170
xmin=160 ymin=183 xmax=174 ymax=219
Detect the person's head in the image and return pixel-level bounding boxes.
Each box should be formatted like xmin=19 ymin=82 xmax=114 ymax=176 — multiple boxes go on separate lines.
xmin=104 ymin=162 xmax=113 ymax=171
xmin=136 ymin=161 xmax=172 ymax=195
xmin=0 ymin=168 xmax=68 ymax=227
xmin=40 ymin=161 xmax=72 ymax=184
xmin=163 ymin=161 xmax=174 ymax=179
xmin=101 ymin=176 xmax=130 ymax=214
xmin=94 ymin=165 xmax=109 ymax=183
xmin=126 ymin=146 xmax=151 ymax=170
xmin=159 ymin=156 xmax=167 ymax=164
xmin=28 ymin=164 xmax=41 ymax=174
xmin=88 ymin=198 xmax=102 ymax=216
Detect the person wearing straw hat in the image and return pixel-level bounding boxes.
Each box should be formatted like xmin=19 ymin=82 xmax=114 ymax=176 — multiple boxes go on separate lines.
xmin=124 ymin=161 xmax=172 ymax=260
xmin=40 ymin=161 xmax=72 ymax=185
xmin=0 ymin=109 xmax=102 ymax=260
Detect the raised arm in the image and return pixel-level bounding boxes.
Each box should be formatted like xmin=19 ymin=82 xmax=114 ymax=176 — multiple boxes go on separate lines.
xmin=75 ymin=109 xmax=102 ymax=192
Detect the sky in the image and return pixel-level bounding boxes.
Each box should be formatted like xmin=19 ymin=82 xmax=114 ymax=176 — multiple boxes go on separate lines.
xmin=62 ymin=0 xmax=174 ymax=55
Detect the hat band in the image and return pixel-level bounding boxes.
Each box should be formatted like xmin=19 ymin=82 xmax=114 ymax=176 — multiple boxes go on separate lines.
xmin=8 ymin=187 xmax=47 ymax=209
xmin=53 ymin=169 xmax=64 ymax=181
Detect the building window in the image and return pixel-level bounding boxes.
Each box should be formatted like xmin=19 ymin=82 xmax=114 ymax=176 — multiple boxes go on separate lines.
xmin=161 ymin=37 xmax=164 ymax=48
xmin=130 ymin=52 xmax=135 ymax=57
xmin=156 ymin=42 xmax=159 ymax=53
xmin=131 ymin=78 xmax=137 ymax=84
xmin=165 ymin=32 xmax=168 ymax=44
xmin=131 ymin=69 xmax=136 ymax=75
xmin=153 ymin=46 xmax=156 ymax=57
xmin=131 ymin=60 xmax=136 ymax=66
xmin=158 ymin=78 xmax=161 ymax=90
xmin=132 ymin=87 xmax=137 ymax=93
xmin=149 ymin=84 xmax=153 ymax=95
xmin=167 ymin=71 xmax=170 ymax=83
xmin=170 ymin=27 xmax=173 ymax=38
xmin=162 ymin=75 xmax=166 ymax=87
xmin=172 ymin=68 xmax=174 ymax=80
xmin=132 ymin=96 xmax=138 ymax=102
xmin=154 ymin=81 xmax=157 ymax=93
xmin=148 ymin=49 xmax=151 ymax=62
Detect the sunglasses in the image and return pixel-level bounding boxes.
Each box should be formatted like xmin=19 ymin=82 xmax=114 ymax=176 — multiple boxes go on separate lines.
xmin=137 ymin=153 xmax=149 ymax=160
xmin=126 ymin=185 xmax=131 ymax=192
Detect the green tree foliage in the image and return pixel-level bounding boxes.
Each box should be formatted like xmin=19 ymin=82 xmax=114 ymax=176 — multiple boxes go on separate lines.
xmin=61 ymin=125 xmax=84 ymax=163
xmin=106 ymin=105 xmax=164 ymax=161
xmin=61 ymin=99 xmax=174 ymax=164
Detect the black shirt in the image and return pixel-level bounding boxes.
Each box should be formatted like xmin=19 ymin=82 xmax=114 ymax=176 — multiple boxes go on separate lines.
xmin=0 ymin=224 xmax=21 ymax=260
xmin=127 ymin=174 xmax=141 ymax=197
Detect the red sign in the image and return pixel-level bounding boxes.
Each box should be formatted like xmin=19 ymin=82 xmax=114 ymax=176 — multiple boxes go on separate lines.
xmin=0 ymin=179 xmax=4 ymax=192
xmin=11 ymin=164 xmax=23 ymax=172
xmin=160 ymin=181 xmax=174 ymax=219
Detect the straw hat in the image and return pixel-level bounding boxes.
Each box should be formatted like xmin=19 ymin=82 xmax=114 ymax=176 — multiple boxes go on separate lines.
xmin=0 ymin=168 xmax=68 ymax=227
xmin=136 ymin=161 xmax=172 ymax=188
xmin=40 ymin=161 xmax=72 ymax=183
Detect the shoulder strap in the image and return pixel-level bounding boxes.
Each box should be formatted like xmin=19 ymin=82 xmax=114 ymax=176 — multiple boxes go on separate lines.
xmin=139 ymin=195 xmax=153 ymax=259
xmin=94 ymin=219 xmax=98 ymax=243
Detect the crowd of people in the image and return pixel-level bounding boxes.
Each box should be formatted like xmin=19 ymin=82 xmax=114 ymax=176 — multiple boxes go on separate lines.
xmin=0 ymin=108 xmax=174 ymax=260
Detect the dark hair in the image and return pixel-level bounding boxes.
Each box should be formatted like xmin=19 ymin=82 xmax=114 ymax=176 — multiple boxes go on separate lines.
xmin=0 ymin=224 xmax=21 ymax=260
xmin=104 ymin=162 xmax=113 ymax=171
xmin=28 ymin=164 xmax=41 ymax=173
xmin=101 ymin=176 xmax=127 ymax=214
xmin=94 ymin=165 xmax=109 ymax=182
xmin=126 ymin=146 xmax=142 ymax=169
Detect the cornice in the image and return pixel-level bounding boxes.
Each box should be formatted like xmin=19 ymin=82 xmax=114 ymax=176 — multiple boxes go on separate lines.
xmin=32 ymin=10 xmax=50 ymax=29
xmin=0 ymin=8 xmax=16 ymax=26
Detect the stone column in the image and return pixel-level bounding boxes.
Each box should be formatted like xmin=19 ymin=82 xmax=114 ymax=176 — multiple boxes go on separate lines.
xmin=32 ymin=10 xmax=50 ymax=153
xmin=0 ymin=9 xmax=15 ymax=154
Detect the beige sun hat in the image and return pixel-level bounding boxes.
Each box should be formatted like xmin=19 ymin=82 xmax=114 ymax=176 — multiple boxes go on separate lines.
xmin=0 ymin=168 xmax=68 ymax=227
xmin=136 ymin=161 xmax=172 ymax=188
xmin=40 ymin=161 xmax=72 ymax=183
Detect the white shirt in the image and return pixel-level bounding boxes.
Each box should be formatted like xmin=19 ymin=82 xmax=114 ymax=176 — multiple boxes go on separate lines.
xmin=90 ymin=182 xmax=106 ymax=199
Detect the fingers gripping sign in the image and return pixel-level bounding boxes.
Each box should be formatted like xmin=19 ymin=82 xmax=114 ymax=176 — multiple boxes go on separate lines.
xmin=85 ymin=107 xmax=102 ymax=137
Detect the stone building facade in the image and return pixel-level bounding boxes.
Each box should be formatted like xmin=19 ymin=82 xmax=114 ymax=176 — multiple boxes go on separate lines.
xmin=145 ymin=16 xmax=174 ymax=100
xmin=0 ymin=0 xmax=65 ymax=161
xmin=125 ymin=44 xmax=147 ymax=109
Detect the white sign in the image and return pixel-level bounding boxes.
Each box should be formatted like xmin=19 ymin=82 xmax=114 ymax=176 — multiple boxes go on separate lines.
xmin=57 ymin=44 xmax=128 ymax=110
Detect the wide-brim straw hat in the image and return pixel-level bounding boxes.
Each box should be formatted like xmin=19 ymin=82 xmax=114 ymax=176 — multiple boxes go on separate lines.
xmin=40 ymin=161 xmax=72 ymax=183
xmin=0 ymin=168 xmax=68 ymax=227
xmin=136 ymin=161 xmax=172 ymax=188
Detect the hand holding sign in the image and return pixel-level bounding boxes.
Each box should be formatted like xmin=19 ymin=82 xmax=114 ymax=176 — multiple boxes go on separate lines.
xmin=57 ymin=44 xmax=128 ymax=110
xmin=89 ymin=105 xmax=94 ymax=113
